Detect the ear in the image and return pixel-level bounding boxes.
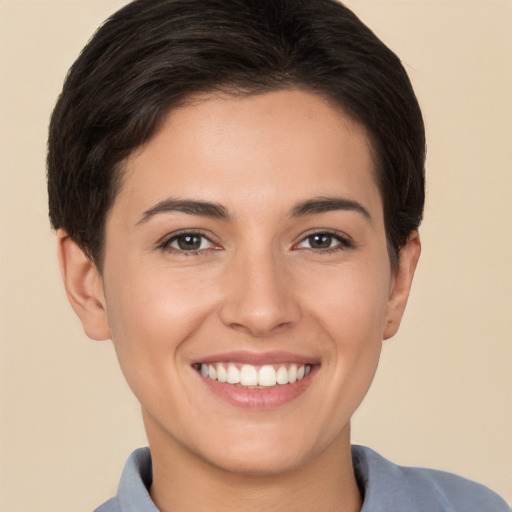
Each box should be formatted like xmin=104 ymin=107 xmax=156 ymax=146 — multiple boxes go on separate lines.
xmin=383 ymin=231 xmax=421 ymax=340
xmin=57 ymin=229 xmax=111 ymax=341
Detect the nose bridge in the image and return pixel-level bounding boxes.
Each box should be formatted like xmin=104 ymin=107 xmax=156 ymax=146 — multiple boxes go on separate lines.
xmin=219 ymin=241 xmax=299 ymax=336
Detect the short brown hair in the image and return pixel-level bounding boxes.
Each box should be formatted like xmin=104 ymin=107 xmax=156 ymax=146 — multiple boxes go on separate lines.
xmin=48 ymin=0 xmax=425 ymax=270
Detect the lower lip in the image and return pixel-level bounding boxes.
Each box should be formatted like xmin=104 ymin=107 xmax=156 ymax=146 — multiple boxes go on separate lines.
xmin=198 ymin=369 xmax=316 ymax=409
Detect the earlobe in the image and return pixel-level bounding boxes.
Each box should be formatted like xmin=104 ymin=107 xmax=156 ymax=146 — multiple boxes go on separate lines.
xmin=383 ymin=231 xmax=421 ymax=340
xmin=57 ymin=230 xmax=111 ymax=341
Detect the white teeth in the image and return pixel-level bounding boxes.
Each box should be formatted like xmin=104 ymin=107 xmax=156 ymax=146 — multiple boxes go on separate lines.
xmin=240 ymin=364 xmax=258 ymax=386
xmin=258 ymin=365 xmax=277 ymax=387
xmin=199 ymin=362 xmax=313 ymax=387
xmin=288 ymin=364 xmax=297 ymax=383
xmin=276 ymin=366 xmax=289 ymax=385
xmin=217 ymin=364 xmax=227 ymax=383
xmin=227 ymin=363 xmax=241 ymax=384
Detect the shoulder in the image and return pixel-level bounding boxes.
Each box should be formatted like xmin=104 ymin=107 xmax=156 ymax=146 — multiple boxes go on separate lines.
xmin=94 ymin=447 xmax=158 ymax=512
xmin=352 ymin=445 xmax=510 ymax=512
xmin=94 ymin=498 xmax=121 ymax=512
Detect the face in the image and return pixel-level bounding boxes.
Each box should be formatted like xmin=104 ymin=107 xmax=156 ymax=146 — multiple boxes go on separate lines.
xmin=73 ymin=89 xmax=418 ymax=475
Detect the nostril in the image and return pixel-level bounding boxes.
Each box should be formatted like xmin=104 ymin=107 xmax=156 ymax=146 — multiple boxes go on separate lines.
xmin=226 ymin=318 xmax=294 ymax=338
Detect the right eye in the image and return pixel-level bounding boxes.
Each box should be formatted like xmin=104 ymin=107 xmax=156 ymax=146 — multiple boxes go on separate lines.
xmin=162 ymin=232 xmax=215 ymax=253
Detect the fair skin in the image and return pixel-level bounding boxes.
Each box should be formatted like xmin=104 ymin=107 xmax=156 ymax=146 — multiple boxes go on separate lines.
xmin=58 ymin=89 xmax=420 ymax=512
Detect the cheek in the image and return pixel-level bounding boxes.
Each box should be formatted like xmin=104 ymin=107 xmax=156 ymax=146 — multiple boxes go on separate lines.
xmin=107 ymin=264 xmax=210 ymax=333
xmin=103 ymin=268 xmax=217 ymax=389
xmin=278 ymin=263 xmax=388 ymax=449
xmin=300 ymin=260 xmax=389 ymax=396
xmin=301 ymin=260 xmax=391 ymax=342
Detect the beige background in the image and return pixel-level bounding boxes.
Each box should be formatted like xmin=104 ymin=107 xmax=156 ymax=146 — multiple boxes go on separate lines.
xmin=1 ymin=0 xmax=511 ymax=510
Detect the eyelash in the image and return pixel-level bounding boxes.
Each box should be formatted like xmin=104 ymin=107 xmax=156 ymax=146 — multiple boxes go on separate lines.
xmin=294 ymin=230 xmax=354 ymax=253
xmin=159 ymin=230 xmax=218 ymax=256
xmin=159 ymin=229 xmax=354 ymax=256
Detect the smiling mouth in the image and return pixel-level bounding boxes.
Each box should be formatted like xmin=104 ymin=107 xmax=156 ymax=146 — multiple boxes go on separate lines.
xmin=194 ymin=362 xmax=312 ymax=388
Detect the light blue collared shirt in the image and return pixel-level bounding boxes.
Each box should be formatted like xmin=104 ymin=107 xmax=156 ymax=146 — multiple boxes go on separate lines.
xmin=95 ymin=446 xmax=510 ymax=512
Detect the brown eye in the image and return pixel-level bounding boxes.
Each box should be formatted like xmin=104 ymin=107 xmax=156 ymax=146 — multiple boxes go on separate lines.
xmin=307 ymin=234 xmax=334 ymax=249
xmin=296 ymin=231 xmax=352 ymax=251
xmin=167 ymin=233 xmax=213 ymax=252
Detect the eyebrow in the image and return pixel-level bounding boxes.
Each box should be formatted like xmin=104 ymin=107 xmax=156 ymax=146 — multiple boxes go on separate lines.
xmin=290 ymin=197 xmax=372 ymax=221
xmin=136 ymin=195 xmax=371 ymax=225
xmin=136 ymin=198 xmax=229 ymax=225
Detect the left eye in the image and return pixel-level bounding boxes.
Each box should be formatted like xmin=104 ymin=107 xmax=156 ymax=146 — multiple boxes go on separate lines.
xmin=167 ymin=233 xmax=214 ymax=252
xmin=296 ymin=233 xmax=348 ymax=250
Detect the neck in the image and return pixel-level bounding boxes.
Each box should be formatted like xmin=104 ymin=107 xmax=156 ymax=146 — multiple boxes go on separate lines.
xmin=145 ymin=416 xmax=362 ymax=512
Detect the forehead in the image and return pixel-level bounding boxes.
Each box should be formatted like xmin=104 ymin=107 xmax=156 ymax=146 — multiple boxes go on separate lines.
xmin=113 ymin=89 xmax=381 ymax=222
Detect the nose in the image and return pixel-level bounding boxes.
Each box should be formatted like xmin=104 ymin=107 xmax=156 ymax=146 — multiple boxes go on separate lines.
xmin=218 ymin=248 xmax=301 ymax=337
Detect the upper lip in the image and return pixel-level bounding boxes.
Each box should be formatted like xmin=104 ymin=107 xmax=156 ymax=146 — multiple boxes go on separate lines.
xmin=193 ymin=350 xmax=319 ymax=366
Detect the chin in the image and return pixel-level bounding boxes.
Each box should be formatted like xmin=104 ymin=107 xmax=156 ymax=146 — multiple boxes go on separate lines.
xmin=206 ymin=446 xmax=312 ymax=477
xmin=191 ymin=424 xmax=336 ymax=477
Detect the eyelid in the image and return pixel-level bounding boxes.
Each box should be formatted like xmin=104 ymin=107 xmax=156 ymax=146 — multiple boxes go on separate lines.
xmin=293 ymin=229 xmax=354 ymax=250
xmin=158 ymin=229 xmax=221 ymax=253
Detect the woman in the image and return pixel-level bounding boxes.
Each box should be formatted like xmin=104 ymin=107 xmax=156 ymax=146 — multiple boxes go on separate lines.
xmin=47 ymin=0 xmax=509 ymax=510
